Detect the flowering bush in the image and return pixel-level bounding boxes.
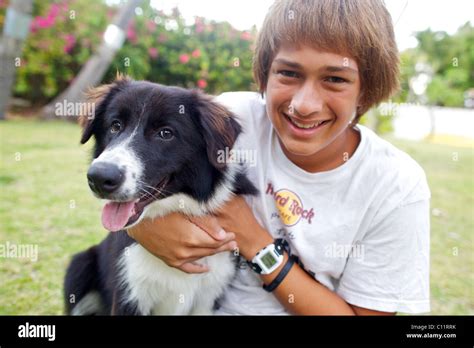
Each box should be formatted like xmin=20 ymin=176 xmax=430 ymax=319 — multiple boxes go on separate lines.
xmin=5 ymin=0 xmax=256 ymax=105
xmin=7 ymin=0 xmax=110 ymax=103
xmin=106 ymin=4 xmax=256 ymax=95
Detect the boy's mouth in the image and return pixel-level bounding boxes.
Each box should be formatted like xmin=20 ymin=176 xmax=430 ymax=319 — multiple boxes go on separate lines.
xmin=283 ymin=113 xmax=331 ymax=134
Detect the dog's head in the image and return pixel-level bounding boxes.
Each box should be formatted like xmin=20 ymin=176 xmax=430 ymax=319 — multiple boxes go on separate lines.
xmin=80 ymin=76 xmax=242 ymax=231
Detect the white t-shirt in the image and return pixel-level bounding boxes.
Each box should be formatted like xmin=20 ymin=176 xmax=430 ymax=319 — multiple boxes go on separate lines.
xmin=214 ymin=92 xmax=431 ymax=315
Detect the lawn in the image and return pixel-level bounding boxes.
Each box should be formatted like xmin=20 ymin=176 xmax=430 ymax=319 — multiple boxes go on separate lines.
xmin=0 ymin=119 xmax=473 ymax=315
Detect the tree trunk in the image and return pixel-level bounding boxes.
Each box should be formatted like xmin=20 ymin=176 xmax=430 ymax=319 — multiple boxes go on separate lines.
xmin=41 ymin=0 xmax=142 ymax=120
xmin=0 ymin=0 xmax=33 ymax=120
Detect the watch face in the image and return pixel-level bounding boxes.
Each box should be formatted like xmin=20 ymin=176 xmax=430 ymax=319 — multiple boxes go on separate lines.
xmin=261 ymin=251 xmax=278 ymax=269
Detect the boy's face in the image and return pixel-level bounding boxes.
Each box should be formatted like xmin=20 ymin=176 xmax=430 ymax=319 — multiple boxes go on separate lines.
xmin=266 ymin=44 xmax=361 ymax=158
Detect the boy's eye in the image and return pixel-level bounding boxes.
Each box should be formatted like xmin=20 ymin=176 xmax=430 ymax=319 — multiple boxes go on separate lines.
xmin=326 ymin=76 xmax=348 ymax=83
xmin=277 ymin=70 xmax=300 ymax=78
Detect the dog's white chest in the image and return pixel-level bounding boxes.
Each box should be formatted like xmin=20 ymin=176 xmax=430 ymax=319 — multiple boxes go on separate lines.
xmin=119 ymin=243 xmax=236 ymax=315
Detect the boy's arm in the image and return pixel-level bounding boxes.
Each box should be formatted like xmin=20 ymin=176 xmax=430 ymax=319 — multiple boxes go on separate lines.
xmin=262 ymin=242 xmax=395 ymax=315
xmin=209 ymin=197 xmax=396 ymax=316
xmin=235 ymin=223 xmax=394 ymax=315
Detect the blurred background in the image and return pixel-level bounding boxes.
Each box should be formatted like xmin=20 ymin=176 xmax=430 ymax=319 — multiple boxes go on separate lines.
xmin=0 ymin=0 xmax=472 ymax=315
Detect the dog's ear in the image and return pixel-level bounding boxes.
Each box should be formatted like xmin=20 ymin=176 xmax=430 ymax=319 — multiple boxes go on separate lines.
xmin=79 ymin=74 xmax=131 ymax=144
xmin=193 ymin=92 xmax=242 ymax=170
xmin=79 ymin=83 xmax=113 ymax=144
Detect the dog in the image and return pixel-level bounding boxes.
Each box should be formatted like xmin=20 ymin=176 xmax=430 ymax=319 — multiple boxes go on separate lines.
xmin=64 ymin=76 xmax=257 ymax=315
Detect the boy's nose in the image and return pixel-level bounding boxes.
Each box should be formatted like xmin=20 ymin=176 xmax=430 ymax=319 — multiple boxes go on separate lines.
xmin=290 ymin=83 xmax=323 ymax=117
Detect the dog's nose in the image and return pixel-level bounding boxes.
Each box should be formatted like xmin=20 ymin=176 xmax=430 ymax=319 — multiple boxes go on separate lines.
xmin=87 ymin=163 xmax=125 ymax=196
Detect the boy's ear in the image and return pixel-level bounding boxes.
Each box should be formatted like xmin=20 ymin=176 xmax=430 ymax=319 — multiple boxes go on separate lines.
xmin=193 ymin=92 xmax=242 ymax=170
xmin=79 ymin=75 xmax=131 ymax=144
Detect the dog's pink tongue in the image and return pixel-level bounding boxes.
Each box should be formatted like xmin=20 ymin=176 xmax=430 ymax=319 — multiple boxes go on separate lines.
xmin=101 ymin=201 xmax=135 ymax=232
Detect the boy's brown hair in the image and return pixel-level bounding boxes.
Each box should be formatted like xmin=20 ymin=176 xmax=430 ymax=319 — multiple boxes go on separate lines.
xmin=253 ymin=0 xmax=399 ymax=121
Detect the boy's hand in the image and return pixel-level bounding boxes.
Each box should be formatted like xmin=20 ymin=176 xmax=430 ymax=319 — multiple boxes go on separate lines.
xmin=127 ymin=212 xmax=237 ymax=274
xmin=191 ymin=196 xmax=273 ymax=260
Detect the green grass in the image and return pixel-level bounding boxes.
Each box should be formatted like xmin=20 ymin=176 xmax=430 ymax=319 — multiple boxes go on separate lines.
xmin=0 ymin=119 xmax=472 ymax=315
xmin=0 ymin=120 xmax=104 ymax=315
xmin=386 ymin=136 xmax=474 ymax=315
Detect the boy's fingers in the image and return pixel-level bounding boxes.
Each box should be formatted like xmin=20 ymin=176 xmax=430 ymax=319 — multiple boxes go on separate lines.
xmin=188 ymin=215 xmax=232 ymax=242
xmin=214 ymin=241 xmax=238 ymax=254
xmin=189 ymin=230 xmax=235 ymax=249
xmin=190 ymin=241 xmax=238 ymax=258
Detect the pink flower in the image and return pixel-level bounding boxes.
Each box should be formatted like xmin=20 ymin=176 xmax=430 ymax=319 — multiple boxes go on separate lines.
xmin=195 ymin=23 xmax=204 ymax=33
xmin=179 ymin=54 xmax=190 ymax=64
xmin=146 ymin=20 xmax=156 ymax=33
xmin=28 ymin=2 xmax=63 ymax=32
xmin=191 ymin=49 xmax=201 ymax=58
xmin=47 ymin=3 xmax=60 ymax=19
xmin=33 ymin=16 xmax=54 ymax=29
xmin=43 ymin=17 xmax=55 ymax=28
xmin=148 ymin=47 xmax=159 ymax=59
xmin=194 ymin=16 xmax=203 ymax=25
xmin=194 ymin=17 xmax=205 ymax=33
xmin=126 ymin=23 xmax=137 ymax=44
xmin=240 ymin=31 xmax=252 ymax=41
xmin=197 ymin=79 xmax=207 ymax=89
xmin=30 ymin=21 xmax=38 ymax=33
xmin=63 ymin=34 xmax=76 ymax=53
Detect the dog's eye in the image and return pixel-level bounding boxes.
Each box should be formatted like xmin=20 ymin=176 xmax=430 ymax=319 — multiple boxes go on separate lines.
xmin=110 ymin=120 xmax=122 ymax=134
xmin=157 ymin=128 xmax=174 ymax=140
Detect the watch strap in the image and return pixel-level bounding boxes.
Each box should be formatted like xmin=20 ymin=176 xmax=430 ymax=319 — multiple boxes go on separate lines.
xmin=274 ymin=238 xmax=287 ymax=255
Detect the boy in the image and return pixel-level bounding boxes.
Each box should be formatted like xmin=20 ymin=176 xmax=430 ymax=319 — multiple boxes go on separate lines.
xmin=128 ymin=0 xmax=430 ymax=315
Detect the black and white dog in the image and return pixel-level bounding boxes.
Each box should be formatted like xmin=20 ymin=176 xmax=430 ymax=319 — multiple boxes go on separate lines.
xmin=64 ymin=76 xmax=256 ymax=315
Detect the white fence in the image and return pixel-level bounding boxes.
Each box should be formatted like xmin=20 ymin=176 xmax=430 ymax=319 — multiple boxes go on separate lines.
xmin=391 ymin=105 xmax=474 ymax=140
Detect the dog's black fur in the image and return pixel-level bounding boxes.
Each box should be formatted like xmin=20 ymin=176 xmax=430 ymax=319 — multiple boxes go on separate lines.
xmin=64 ymin=77 xmax=257 ymax=315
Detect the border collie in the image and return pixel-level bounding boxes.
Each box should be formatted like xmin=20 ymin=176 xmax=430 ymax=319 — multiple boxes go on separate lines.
xmin=64 ymin=76 xmax=257 ymax=315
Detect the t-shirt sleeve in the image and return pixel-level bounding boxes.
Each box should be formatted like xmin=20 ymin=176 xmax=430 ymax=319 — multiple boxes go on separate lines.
xmin=214 ymin=92 xmax=262 ymax=134
xmin=336 ymin=182 xmax=431 ymax=314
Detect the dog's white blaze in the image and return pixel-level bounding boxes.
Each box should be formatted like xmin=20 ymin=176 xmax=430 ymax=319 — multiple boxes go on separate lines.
xmin=91 ymin=127 xmax=143 ymax=197
xmin=117 ymin=163 xmax=241 ymax=315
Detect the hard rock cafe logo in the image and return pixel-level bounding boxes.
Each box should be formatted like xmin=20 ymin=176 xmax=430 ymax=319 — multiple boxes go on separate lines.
xmin=266 ymin=183 xmax=315 ymax=226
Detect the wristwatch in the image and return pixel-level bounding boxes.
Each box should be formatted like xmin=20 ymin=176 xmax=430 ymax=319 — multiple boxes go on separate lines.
xmin=248 ymin=239 xmax=286 ymax=275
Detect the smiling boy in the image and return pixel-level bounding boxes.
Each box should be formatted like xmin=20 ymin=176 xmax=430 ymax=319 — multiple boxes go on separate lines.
xmin=128 ymin=0 xmax=430 ymax=315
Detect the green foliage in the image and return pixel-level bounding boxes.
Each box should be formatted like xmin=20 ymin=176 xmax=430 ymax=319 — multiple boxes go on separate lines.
xmin=105 ymin=4 xmax=256 ymax=94
xmin=13 ymin=0 xmax=110 ymax=103
xmin=11 ymin=0 xmax=256 ymax=104
xmin=398 ymin=22 xmax=474 ymax=107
